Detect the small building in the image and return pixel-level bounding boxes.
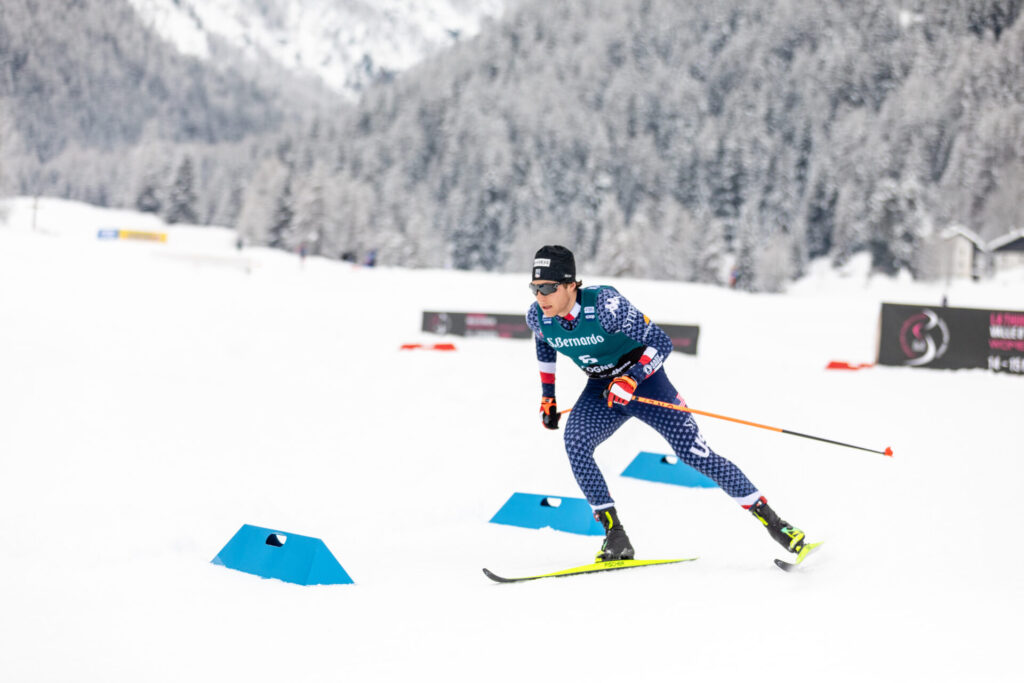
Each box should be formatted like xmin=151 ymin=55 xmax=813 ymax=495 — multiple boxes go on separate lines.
xmin=933 ymin=225 xmax=987 ymax=280
xmin=989 ymin=228 xmax=1024 ymax=274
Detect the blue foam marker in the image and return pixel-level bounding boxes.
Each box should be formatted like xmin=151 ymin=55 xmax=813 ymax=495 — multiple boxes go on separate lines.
xmin=211 ymin=524 xmax=353 ymax=585
xmin=489 ymin=492 xmax=604 ymax=536
xmin=621 ymin=451 xmax=719 ymax=488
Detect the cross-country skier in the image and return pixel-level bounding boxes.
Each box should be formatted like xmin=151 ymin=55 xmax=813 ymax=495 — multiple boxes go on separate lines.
xmin=526 ymin=244 xmax=811 ymax=562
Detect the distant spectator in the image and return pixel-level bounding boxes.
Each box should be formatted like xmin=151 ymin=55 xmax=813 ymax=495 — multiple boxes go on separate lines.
xmin=340 ymin=250 xmax=357 ymax=263
xmin=364 ymin=249 xmax=377 ymax=267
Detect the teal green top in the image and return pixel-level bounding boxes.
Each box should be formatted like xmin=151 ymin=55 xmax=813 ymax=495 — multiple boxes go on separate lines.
xmin=534 ymin=286 xmax=641 ymax=376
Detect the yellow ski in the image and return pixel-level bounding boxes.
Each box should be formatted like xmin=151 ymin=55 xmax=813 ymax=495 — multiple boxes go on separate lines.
xmin=774 ymin=541 xmax=825 ymax=572
xmin=482 ymin=557 xmax=697 ymax=583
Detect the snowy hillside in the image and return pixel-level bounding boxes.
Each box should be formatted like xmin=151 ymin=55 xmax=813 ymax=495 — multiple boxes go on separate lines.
xmin=1 ymin=198 xmax=1022 ymax=682
xmin=126 ymin=0 xmax=506 ymax=96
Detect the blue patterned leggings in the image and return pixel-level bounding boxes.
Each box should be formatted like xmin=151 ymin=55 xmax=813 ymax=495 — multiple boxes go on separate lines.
xmin=563 ymin=370 xmax=760 ymax=509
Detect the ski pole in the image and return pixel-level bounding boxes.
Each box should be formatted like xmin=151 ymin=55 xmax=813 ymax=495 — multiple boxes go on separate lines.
xmin=632 ymin=396 xmax=893 ymax=457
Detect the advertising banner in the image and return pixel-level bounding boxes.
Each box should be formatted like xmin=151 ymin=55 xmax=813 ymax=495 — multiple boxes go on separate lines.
xmin=119 ymin=229 xmax=167 ymax=242
xmin=877 ymin=303 xmax=1024 ymax=374
xmin=96 ymin=228 xmax=167 ymax=242
xmin=421 ymin=311 xmax=700 ymax=355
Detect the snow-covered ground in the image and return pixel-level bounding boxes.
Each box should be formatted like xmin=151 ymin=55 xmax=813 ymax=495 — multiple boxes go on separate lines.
xmin=1 ymin=198 xmax=1022 ymax=682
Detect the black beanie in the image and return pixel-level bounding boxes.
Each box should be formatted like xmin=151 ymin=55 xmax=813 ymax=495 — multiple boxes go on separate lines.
xmin=532 ymin=245 xmax=576 ymax=282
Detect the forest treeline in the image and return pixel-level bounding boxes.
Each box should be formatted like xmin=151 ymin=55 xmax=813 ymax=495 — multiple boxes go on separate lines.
xmin=2 ymin=0 xmax=1022 ymax=289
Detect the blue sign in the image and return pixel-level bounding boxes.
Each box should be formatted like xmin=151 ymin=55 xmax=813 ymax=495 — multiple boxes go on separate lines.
xmin=489 ymin=492 xmax=604 ymax=535
xmin=212 ymin=524 xmax=353 ymax=585
xmin=97 ymin=229 xmax=120 ymax=240
xmin=621 ymin=451 xmax=718 ymax=488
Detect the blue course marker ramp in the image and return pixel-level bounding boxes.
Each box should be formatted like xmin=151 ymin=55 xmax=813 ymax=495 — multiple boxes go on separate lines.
xmin=211 ymin=524 xmax=353 ymax=585
xmin=489 ymin=492 xmax=604 ymax=536
xmin=621 ymin=451 xmax=718 ymax=488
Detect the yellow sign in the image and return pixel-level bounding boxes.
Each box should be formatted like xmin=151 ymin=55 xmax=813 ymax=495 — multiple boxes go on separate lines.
xmin=119 ymin=230 xmax=167 ymax=242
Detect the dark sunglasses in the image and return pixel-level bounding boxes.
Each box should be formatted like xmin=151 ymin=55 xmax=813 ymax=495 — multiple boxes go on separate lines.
xmin=529 ymin=282 xmax=563 ymax=296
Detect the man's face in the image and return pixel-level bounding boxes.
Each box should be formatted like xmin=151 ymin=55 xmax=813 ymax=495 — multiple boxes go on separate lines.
xmin=531 ymin=280 xmax=576 ymax=318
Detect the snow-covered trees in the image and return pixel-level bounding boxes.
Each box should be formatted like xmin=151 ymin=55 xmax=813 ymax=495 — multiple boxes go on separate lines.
xmin=165 ymin=157 xmax=199 ymax=224
xmin=4 ymin=0 xmax=1023 ymax=287
xmin=242 ymin=0 xmax=1017 ymax=285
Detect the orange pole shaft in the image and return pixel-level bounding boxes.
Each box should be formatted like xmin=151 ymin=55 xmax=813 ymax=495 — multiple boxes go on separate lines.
xmin=633 ymin=396 xmax=783 ymax=433
xmin=632 ymin=396 xmax=893 ymax=457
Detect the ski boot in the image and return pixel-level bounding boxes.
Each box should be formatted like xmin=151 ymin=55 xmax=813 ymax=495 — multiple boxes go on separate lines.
xmin=594 ymin=506 xmax=635 ymax=562
xmin=750 ymin=497 xmax=806 ymax=554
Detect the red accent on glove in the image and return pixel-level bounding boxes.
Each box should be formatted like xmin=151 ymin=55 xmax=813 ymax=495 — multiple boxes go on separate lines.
xmin=540 ymin=397 xmax=560 ymax=430
xmin=605 ymin=376 xmax=638 ymax=408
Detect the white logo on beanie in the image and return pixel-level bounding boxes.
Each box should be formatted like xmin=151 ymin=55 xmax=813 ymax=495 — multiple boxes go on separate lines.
xmin=534 ymin=268 xmax=541 ymax=278
xmin=534 ymin=258 xmax=551 ymax=267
